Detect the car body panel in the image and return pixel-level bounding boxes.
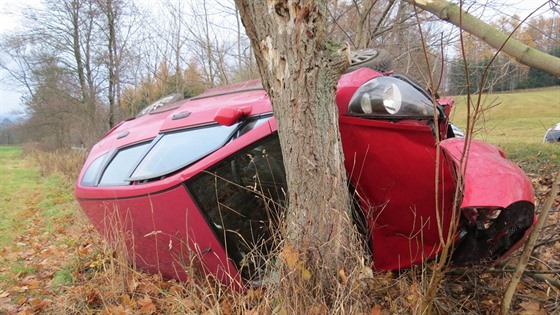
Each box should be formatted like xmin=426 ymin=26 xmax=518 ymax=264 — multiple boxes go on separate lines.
xmin=78 ymin=185 xmax=244 ymax=289
xmin=440 ymin=138 xmax=534 ymax=208
xmin=339 ymin=116 xmax=456 ymax=270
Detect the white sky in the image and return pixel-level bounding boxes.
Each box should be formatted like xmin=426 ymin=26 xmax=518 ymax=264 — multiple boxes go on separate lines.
xmin=0 ymin=0 xmax=38 ymax=115
xmin=0 ymin=0 xmax=555 ymax=114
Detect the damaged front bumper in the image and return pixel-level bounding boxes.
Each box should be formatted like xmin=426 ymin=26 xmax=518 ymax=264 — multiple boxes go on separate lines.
xmin=441 ymin=138 xmax=536 ymax=265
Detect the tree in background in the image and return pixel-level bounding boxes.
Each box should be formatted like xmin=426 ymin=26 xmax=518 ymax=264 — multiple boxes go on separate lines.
xmin=0 ymin=0 xmax=145 ymax=147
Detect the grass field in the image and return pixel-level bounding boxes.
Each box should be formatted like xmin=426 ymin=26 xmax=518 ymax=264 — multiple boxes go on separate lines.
xmin=0 ymin=147 xmax=42 ymax=247
xmin=0 ymin=147 xmax=76 ymax=247
xmin=449 ymin=87 xmax=560 ymax=145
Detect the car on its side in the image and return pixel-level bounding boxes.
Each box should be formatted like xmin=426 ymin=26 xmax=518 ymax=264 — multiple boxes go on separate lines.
xmin=75 ymin=49 xmax=535 ymax=289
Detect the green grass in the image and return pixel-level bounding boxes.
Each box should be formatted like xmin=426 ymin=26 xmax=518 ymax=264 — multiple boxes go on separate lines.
xmin=0 ymin=146 xmax=76 ymax=246
xmin=0 ymin=146 xmax=42 ymax=247
xmin=52 ymin=268 xmax=75 ymax=285
xmin=449 ymin=87 xmax=560 ymax=145
xmin=0 ymin=146 xmax=79 ymax=292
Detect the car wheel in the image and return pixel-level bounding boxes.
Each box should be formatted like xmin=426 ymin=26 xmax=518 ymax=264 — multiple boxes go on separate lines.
xmin=138 ymin=93 xmax=184 ymax=115
xmin=345 ymin=48 xmax=392 ymax=73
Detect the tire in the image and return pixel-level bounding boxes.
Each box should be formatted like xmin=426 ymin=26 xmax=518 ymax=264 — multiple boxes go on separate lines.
xmin=138 ymin=93 xmax=184 ymax=115
xmin=345 ymin=48 xmax=392 ymax=73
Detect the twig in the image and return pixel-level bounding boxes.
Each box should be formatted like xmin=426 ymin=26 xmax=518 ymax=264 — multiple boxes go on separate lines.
xmin=487 ymin=269 xmax=560 ymax=275
xmin=535 ymin=236 xmax=560 ymax=249
xmin=531 ymin=274 xmax=560 ymax=290
xmin=477 ymin=285 xmax=550 ymax=302
xmin=500 ymin=171 xmax=560 ymax=315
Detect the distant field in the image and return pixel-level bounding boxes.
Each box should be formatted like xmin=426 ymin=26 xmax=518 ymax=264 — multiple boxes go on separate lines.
xmin=449 ymin=87 xmax=560 ymax=145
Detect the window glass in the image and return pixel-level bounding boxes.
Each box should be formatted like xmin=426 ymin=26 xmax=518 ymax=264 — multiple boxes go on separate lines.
xmin=130 ymin=124 xmax=239 ymax=181
xmin=81 ymin=153 xmax=108 ymax=186
xmin=99 ymin=142 xmax=151 ymax=186
xmin=186 ymin=135 xmax=286 ymax=281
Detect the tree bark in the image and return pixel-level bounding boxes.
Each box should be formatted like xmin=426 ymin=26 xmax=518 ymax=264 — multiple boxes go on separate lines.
xmin=404 ymin=0 xmax=560 ymax=77
xmin=103 ymin=0 xmax=117 ymax=128
xmin=234 ymin=0 xmax=353 ymax=279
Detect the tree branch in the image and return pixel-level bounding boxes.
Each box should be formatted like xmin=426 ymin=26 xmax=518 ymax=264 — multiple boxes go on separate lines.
xmin=403 ymin=0 xmax=560 ymax=77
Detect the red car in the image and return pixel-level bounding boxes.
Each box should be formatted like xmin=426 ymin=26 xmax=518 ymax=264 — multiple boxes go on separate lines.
xmin=75 ymin=52 xmax=535 ymax=289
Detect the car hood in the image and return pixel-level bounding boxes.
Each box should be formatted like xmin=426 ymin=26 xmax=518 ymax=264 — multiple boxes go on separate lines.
xmin=440 ymin=137 xmax=534 ymax=208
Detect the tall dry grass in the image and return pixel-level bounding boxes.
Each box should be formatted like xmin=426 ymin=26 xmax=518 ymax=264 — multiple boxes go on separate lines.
xmin=23 ymin=143 xmax=86 ymax=182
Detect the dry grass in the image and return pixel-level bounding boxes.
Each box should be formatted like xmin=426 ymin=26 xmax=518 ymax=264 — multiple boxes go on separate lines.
xmin=23 ymin=143 xmax=86 ymax=182
xmin=2 ymin=130 xmax=558 ymax=314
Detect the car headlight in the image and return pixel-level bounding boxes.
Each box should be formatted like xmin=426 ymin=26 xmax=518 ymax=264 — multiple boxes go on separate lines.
xmin=349 ymin=76 xmax=435 ymax=119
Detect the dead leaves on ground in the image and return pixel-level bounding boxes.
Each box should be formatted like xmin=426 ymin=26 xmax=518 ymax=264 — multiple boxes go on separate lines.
xmin=1 ymin=167 xmax=558 ymax=314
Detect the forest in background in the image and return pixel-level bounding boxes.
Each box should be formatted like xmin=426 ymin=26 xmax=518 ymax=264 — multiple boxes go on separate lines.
xmin=0 ymin=0 xmax=558 ymax=148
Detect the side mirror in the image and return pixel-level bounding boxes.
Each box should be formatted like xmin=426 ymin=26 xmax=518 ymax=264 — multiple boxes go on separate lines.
xmin=213 ymin=106 xmax=252 ymax=126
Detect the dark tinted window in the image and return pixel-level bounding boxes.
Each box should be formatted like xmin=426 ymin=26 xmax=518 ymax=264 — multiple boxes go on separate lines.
xmin=130 ymin=124 xmax=239 ymax=181
xmin=99 ymin=142 xmax=151 ymax=186
xmin=186 ymin=135 xmax=286 ymax=281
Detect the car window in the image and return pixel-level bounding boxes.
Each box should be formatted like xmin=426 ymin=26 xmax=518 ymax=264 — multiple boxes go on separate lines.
xmin=130 ymin=123 xmax=239 ymax=181
xmin=186 ymin=134 xmax=286 ymax=281
xmin=81 ymin=153 xmax=108 ymax=186
xmin=98 ymin=142 xmax=151 ymax=186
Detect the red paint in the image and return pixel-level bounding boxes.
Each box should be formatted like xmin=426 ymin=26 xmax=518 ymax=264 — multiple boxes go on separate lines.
xmin=76 ymin=68 xmax=535 ymax=287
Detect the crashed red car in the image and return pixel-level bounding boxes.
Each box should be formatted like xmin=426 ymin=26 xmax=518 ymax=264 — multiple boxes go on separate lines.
xmin=75 ymin=52 xmax=535 ymax=289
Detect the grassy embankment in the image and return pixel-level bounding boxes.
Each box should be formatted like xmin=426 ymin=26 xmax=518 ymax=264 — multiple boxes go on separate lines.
xmin=449 ymin=87 xmax=559 ymax=172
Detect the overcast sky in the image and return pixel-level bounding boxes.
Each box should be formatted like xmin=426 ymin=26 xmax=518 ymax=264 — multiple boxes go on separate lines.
xmin=0 ymin=0 xmax=37 ymax=115
xmin=0 ymin=0 xmax=555 ymax=115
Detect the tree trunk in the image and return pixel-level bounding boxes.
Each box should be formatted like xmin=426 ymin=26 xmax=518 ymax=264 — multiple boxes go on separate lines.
xmin=68 ymin=0 xmax=89 ymax=108
xmin=234 ymin=0 xmax=354 ymax=282
xmin=106 ymin=0 xmax=117 ymax=128
xmin=404 ymin=0 xmax=560 ymax=77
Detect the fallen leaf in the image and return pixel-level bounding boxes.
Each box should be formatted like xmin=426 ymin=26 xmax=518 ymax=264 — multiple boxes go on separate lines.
xmin=301 ymin=267 xmax=312 ymax=281
xmin=338 ymin=268 xmax=348 ymax=285
xmin=371 ymin=305 xmax=382 ymax=315
xmin=519 ymin=300 xmax=546 ymax=315
xmin=220 ymin=298 xmax=232 ymax=315
xmin=20 ymin=276 xmax=40 ymax=289
xmin=450 ymin=283 xmax=463 ymax=293
xmin=308 ymin=304 xmax=328 ymax=315
xmin=279 ymin=245 xmax=299 ymax=270
xmin=17 ymin=296 xmax=28 ymax=306
xmin=137 ymin=296 xmax=156 ymax=314
xmin=28 ymin=297 xmax=49 ymax=312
